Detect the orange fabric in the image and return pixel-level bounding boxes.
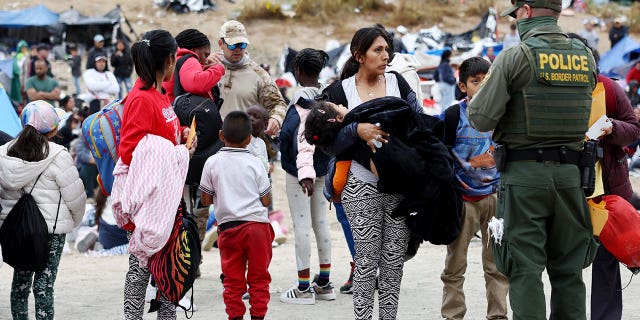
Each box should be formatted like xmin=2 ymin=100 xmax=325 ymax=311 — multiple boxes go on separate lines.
xmin=333 ymin=160 xmax=352 ymax=199
xmin=597 ymin=195 xmax=640 ymax=268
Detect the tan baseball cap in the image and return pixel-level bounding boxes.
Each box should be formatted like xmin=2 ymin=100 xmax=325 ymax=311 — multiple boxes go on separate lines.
xmin=501 ymin=0 xmax=562 ymax=18
xmin=219 ymin=20 xmax=250 ymax=45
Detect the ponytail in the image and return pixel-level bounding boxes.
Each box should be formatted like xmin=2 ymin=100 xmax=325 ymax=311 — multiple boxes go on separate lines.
xmin=131 ymin=30 xmax=177 ymax=90
xmin=7 ymin=125 xmax=50 ymax=162
xmin=340 ymin=57 xmax=360 ymax=80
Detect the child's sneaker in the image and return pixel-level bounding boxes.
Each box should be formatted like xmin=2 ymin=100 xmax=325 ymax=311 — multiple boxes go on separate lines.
xmin=312 ymin=282 xmax=336 ymax=301
xmin=279 ymin=285 xmax=315 ymax=305
xmin=202 ymin=227 xmax=218 ymax=251
xmin=144 ymin=283 xmax=157 ymax=303
xmin=340 ymin=261 xmax=355 ymax=294
xmin=177 ymin=296 xmax=198 ymax=312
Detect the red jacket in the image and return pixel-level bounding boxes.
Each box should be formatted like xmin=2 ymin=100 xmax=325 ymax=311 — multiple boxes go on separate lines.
xmin=626 ymin=66 xmax=640 ymax=85
xmin=120 ymin=79 xmax=182 ymax=166
xmin=599 ymin=75 xmax=640 ymax=199
xmin=162 ymin=48 xmax=225 ymax=102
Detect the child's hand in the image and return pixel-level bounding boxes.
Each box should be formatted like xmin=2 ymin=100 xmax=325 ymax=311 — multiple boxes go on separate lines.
xmin=299 ymin=178 xmax=314 ymax=196
xmin=188 ymin=136 xmax=198 ymax=159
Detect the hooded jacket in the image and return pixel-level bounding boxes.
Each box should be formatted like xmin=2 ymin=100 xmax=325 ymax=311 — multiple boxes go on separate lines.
xmin=0 ymin=141 xmax=86 ymax=234
xmin=162 ymin=48 xmax=226 ymax=103
xmin=598 ymin=75 xmax=640 ymax=199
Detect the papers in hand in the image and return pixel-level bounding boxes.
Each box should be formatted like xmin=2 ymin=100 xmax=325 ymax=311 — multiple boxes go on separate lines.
xmin=586 ymin=115 xmax=612 ymax=140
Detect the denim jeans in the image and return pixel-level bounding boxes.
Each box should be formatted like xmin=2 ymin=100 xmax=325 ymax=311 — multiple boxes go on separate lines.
xmin=116 ymin=76 xmax=132 ymax=99
xmin=73 ymin=76 xmax=81 ymax=96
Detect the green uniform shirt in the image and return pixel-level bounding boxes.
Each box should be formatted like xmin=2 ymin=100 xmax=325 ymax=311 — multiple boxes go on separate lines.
xmin=25 ymin=76 xmax=60 ymax=106
xmin=468 ymin=16 xmax=597 ymax=152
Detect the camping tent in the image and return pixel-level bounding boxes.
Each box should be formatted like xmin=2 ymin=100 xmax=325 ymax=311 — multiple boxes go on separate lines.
xmin=0 ymin=5 xmax=60 ymax=47
xmin=0 ymin=58 xmax=12 ymax=93
xmin=599 ymin=36 xmax=640 ymax=79
xmin=59 ymin=6 xmax=126 ymax=48
xmin=0 ymin=5 xmax=128 ymax=52
xmin=0 ymin=86 xmax=21 ymax=138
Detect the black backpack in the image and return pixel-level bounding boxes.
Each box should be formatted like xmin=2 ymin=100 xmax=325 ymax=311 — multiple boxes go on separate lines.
xmin=0 ymin=172 xmax=61 ymax=271
xmin=172 ymin=54 xmax=224 ymax=187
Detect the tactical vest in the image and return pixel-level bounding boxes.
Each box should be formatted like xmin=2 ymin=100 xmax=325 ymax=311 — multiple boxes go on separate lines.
xmin=499 ymin=33 xmax=595 ymax=141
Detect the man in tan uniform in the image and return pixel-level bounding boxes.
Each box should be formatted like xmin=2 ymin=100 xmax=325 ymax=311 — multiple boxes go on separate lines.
xmin=217 ymin=20 xmax=286 ymax=136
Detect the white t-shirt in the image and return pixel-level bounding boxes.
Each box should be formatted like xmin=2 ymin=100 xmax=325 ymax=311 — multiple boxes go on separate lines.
xmin=247 ymin=136 xmax=269 ymax=173
xmin=199 ymin=147 xmax=271 ymax=225
xmin=341 ymin=73 xmax=401 ymax=184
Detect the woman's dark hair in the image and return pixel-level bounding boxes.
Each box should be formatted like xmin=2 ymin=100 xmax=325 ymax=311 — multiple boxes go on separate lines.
xmin=440 ymin=49 xmax=452 ymax=62
xmin=94 ymin=192 xmax=107 ymax=228
xmin=175 ymin=29 xmax=210 ymax=50
xmin=59 ymin=95 xmax=72 ymax=109
xmin=131 ymin=29 xmax=177 ymax=90
xmin=340 ymin=26 xmax=391 ymax=80
xmin=304 ymin=101 xmax=346 ymax=147
xmin=458 ymin=57 xmax=491 ymax=84
xmin=116 ymin=38 xmax=131 ymax=53
xmin=293 ymin=48 xmax=329 ymax=79
xmin=7 ymin=125 xmax=50 ymax=162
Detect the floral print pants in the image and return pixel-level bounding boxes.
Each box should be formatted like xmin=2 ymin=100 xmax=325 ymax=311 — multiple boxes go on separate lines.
xmin=11 ymin=234 xmax=66 ymax=320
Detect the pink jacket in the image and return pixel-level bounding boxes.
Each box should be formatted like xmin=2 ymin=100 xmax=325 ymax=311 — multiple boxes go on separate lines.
xmin=295 ymin=105 xmax=317 ymax=182
xmin=163 ymin=48 xmax=226 ymax=102
xmin=111 ymin=134 xmax=189 ymax=267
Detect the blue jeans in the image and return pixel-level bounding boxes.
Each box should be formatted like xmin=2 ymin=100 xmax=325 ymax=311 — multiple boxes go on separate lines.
xmin=335 ymin=202 xmax=356 ymax=259
xmin=73 ymin=76 xmax=81 ymax=96
xmin=98 ymin=218 xmax=129 ymax=250
xmin=116 ymin=76 xmax=132 ymax=99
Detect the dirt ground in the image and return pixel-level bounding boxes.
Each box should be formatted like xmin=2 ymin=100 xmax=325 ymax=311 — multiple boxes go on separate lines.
xmin=2 ymin=166 xmax=640 ymax=319
xmin=2 ymin=0 xmax=640 ymax=319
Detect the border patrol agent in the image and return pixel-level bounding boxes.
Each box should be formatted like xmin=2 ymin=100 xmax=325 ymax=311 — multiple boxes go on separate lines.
xmin=467 ymin=1 xmax=599 ymax=319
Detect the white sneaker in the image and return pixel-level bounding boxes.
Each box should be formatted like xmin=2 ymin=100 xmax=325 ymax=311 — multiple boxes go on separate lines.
xmin=279 ymin=285 xmax=315 ymax=305
xmin=202 ymin=227 xmax=218 ymax=251
xmin=312 ymin=282 xmax=336 ymax=301
xmin=177 ymin=296 xmax=198 ymax=312
xmin=271 ymin=220 xmax=287 ymax=245
xmin=74 ymin=227 xmax=98 ymax=253
xmin=145 ymin=283 xmax=157 ymax=303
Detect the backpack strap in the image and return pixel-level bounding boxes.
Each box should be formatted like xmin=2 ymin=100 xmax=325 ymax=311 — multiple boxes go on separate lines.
xmin=173 ymin=54 xmax=197 ymax=99
xmin=388 ymin=70 xmax=412 ymax=100
xmin=53 ymin=193 xmax=61 ymax=233
xmin=443 ymin=104 xmax=461 ymax=147
xmin=28 ymin=172 xmax=45 ymax=194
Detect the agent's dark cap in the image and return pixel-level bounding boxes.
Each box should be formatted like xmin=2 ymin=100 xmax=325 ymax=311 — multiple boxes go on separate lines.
xmin=501 ymin=0 xmax=562 ymax=18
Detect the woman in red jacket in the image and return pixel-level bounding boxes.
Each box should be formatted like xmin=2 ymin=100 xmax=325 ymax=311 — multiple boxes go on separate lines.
xmin=119 ymin=29 xmax=194 ymax=320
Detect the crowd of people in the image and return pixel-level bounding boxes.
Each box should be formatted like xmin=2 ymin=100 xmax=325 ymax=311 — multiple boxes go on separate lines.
xmin=1 ymin=0 xmax=640 ymax=319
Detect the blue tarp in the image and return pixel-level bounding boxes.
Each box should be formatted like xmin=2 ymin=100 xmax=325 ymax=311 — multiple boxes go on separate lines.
xmin=599 ymin=36 xmax=640 ymax=79
xmin=0 ymin=4 xmax=59 ymax=28
xmin=0 ymin=86 xmax=21 ymax=138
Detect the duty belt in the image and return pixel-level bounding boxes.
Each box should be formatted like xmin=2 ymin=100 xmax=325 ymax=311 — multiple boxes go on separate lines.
xmin=506 ymin=146 xmax=581 ymax=166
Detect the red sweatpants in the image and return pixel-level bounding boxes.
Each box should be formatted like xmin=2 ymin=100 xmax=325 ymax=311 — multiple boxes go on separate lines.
xmin=218 ymin=221 xmax=274 ymax=319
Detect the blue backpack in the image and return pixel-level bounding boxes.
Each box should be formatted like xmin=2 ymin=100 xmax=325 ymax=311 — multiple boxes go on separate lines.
xmin=81 ymin=99 xmax=124 ymax=195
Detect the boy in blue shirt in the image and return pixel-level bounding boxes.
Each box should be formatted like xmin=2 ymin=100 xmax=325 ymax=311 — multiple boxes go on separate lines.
xmin=439 ymin=57 xmax=509 ymax=320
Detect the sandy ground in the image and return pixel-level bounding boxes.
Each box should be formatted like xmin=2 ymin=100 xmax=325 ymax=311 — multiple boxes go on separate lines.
xmin=2 ymin=166 xmax=640 ymax=319
xmin=3 ymin=1 xmax=640 ymax=319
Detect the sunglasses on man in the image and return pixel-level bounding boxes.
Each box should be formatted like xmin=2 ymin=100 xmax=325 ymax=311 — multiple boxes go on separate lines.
xmin=222 ymin=39 xmax=248 ymax=50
